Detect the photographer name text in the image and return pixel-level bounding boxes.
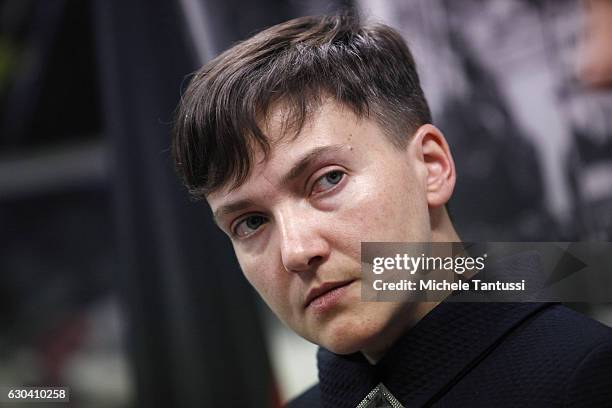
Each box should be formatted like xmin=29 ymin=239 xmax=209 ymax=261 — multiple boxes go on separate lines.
xmin=372 ymin=279 xmax=526 ymax=292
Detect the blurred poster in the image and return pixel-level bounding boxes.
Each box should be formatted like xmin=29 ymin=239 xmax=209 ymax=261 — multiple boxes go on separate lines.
xmin=360 ymin=0 xmax=612 ymax=241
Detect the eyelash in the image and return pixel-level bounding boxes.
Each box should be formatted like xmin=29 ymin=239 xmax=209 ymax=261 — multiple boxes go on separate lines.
xmin=310 ymin=169 xmax=346 ymax=195
xmin=230 ymin=169 xmax=347 ymax=239
xmin=232 ymin=214 xmax=267 ymax=238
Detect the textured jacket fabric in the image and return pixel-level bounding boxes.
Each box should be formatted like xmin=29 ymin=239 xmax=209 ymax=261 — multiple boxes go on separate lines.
xmin=287 ymin=302 xmax=612 ymax=408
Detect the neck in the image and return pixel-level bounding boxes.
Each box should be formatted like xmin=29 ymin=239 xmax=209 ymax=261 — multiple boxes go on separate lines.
xmin=361 ymin=206 xmax=460 ymax=364
xmin=431 ymin=206 xmax=461 ymax=242
xmin=361 ymin=301 xmax=440 ymax=364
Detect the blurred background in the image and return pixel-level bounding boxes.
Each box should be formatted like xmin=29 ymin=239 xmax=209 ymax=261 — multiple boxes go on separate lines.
xmin=0 ymin=0 xmax=610 ymax=407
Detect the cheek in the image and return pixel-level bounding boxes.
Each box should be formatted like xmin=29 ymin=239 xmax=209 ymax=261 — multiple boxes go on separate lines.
xmin=236 ymin=253 xmax=275 ymax=300
xmin=236 ymin=251 xmax=294 ymax=318
xmin=336 ymin=170 xmax=429 ymax=242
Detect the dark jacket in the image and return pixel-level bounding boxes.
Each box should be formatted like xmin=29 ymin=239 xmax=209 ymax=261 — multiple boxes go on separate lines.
xmin=287 ymin=302 xmax=612 ymax=408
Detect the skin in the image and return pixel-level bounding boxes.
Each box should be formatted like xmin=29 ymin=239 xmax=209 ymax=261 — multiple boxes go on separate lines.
xmin=208 ymin=99 xmax=460 ymax=362
xmin=579 ymin=0 xmax=612 ymax=88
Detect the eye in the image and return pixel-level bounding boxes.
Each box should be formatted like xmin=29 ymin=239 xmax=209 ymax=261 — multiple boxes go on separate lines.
xmin=312 ymin=170 xmax=345 ymax=195
xmin=233 ymin=214 xmax=268 ymax=238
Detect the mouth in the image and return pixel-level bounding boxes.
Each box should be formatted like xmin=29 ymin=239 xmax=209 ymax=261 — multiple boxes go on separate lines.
xmin=304 ymin=279 xmax=356 ymax=311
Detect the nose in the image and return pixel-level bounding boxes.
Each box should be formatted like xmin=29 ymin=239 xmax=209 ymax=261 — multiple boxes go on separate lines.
xmin=277 ymin=209 xmax=330 ymax=273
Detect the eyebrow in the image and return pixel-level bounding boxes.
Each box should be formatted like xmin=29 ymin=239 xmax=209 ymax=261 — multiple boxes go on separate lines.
xmin=280 ymin=144 xmax=345 ymax=186
xmin=213 ymin=144 xmax=346 ymax=223
xmin=213 ymin=199 xmax=257 ymax=225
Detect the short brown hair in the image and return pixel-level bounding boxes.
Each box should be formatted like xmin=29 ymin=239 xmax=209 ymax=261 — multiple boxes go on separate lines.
xmin=172 ymin=13 xmax=431 ymax=198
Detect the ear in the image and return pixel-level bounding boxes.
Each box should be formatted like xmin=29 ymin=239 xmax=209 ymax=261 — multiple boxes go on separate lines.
xmin=411 ymin=124 xmax=456 ymax=208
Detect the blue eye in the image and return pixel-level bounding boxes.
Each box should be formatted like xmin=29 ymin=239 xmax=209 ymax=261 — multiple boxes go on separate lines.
xmin=234 ymin=215 xmax=267 ymax=237
xmin=312 ymin=170 xmax=345 ymax=194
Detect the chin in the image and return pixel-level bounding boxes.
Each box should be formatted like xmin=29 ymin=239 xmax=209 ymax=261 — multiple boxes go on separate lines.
xmin=316 ymin=316 xmax=383 ymax=355
xmin=321 ymin=338 xmax=362 ymax=355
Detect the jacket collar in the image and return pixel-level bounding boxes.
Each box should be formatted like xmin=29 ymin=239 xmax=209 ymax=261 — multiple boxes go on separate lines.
xmin=317 ymin=302 xmax=554 ymax=408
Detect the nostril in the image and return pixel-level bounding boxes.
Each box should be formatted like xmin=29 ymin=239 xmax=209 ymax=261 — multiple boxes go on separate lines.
xmin=308 ymin=255 xmax=324 ymax=266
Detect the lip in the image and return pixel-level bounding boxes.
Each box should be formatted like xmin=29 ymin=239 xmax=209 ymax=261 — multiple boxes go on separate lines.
xmin=304 ymin=280 xmax=355 ymax=310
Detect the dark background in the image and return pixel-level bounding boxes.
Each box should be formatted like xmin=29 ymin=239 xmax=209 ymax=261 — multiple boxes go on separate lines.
xmin=0 ymin=1 xmax=610 ymax=407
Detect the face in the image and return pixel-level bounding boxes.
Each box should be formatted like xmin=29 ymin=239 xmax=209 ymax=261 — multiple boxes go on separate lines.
xmin=208 ymin=100 xmax=454 ymax=356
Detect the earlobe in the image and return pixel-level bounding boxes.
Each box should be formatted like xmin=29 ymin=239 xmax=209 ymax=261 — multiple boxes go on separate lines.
xmin=412 ymin=124 xmax=456 ymax=208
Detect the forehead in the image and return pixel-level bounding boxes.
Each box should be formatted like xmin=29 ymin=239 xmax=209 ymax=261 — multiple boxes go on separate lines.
xmin=206 ymin=99 xmax=394 ymax=205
